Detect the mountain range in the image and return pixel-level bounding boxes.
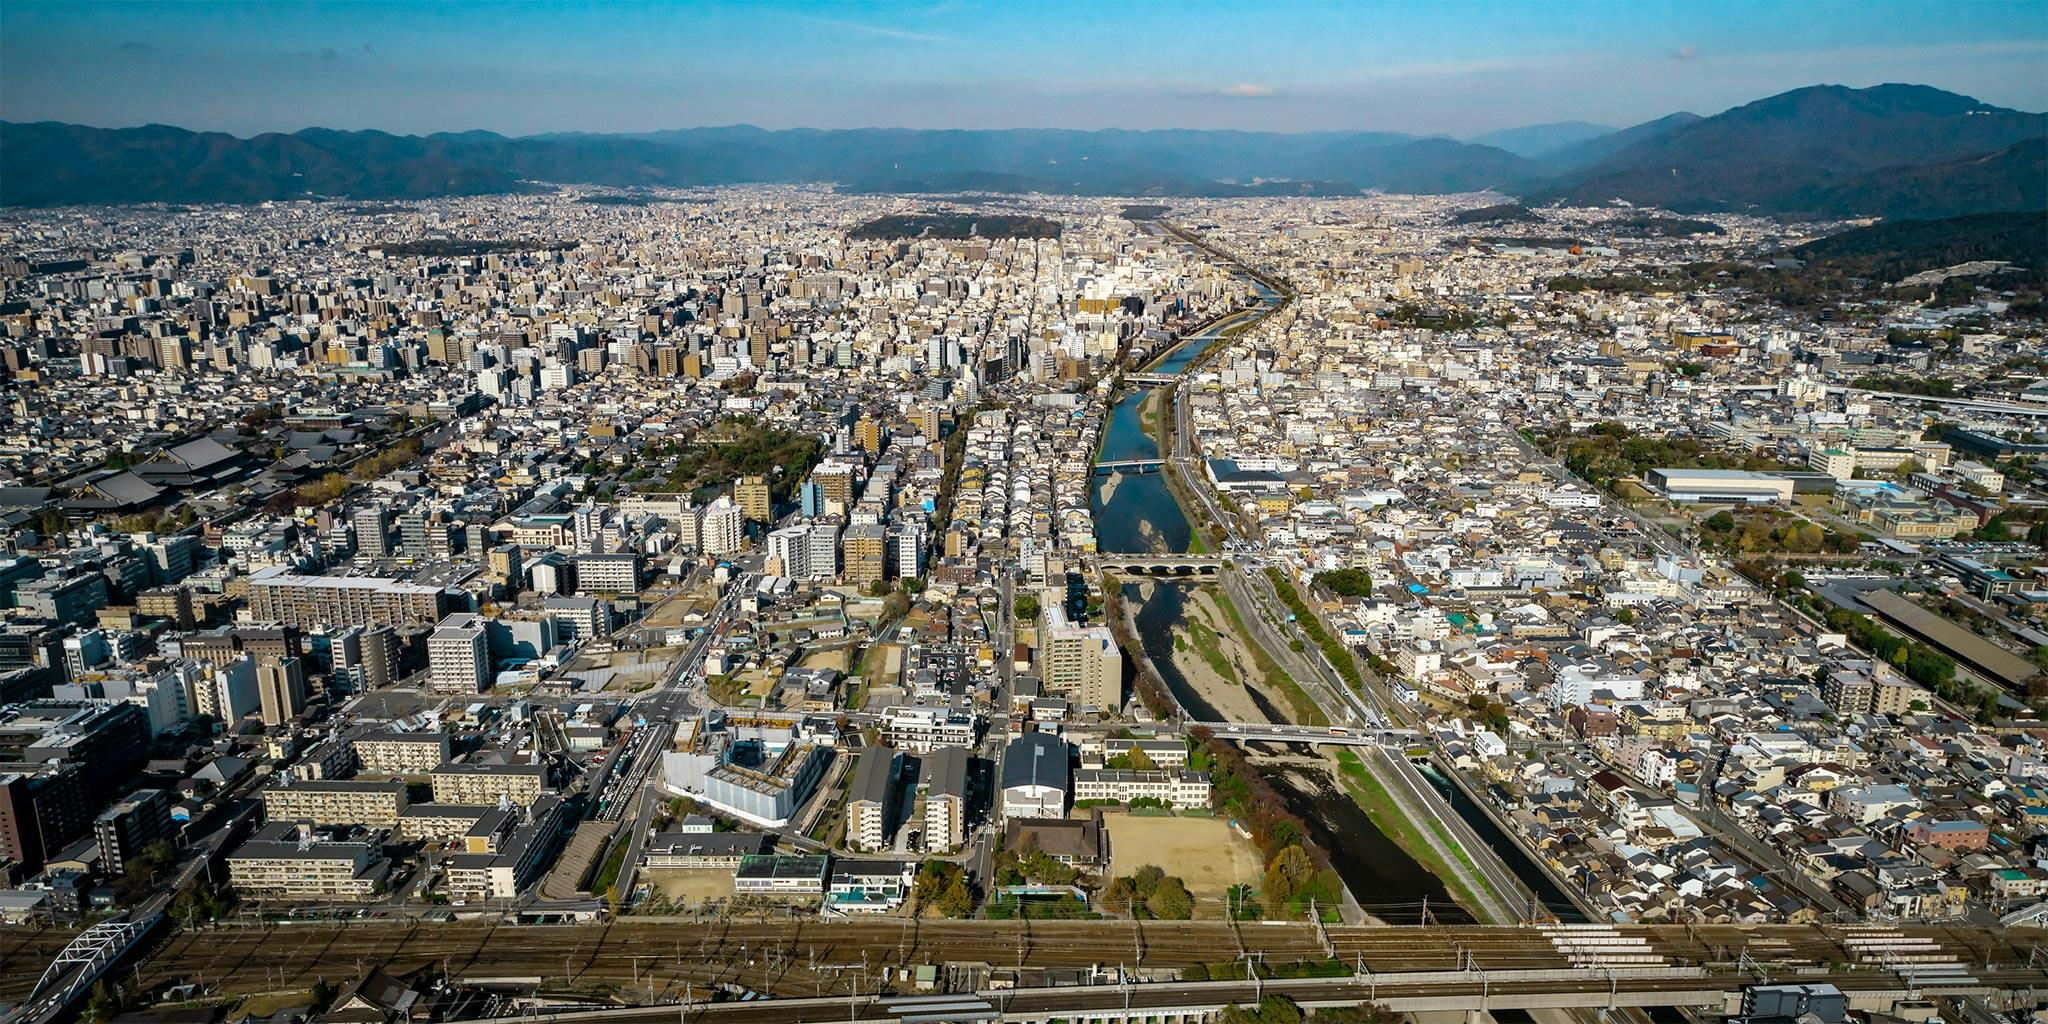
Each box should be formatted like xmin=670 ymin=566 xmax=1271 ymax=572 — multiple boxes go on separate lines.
xmin=2 ymin=83 xmax=2043 ymax=220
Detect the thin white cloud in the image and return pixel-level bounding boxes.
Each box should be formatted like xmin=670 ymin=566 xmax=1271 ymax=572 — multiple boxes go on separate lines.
xmin=787 ymin=13 xmax=957 ymax=45
xmin=1216 ymin=83 xmax=1278 ymax=98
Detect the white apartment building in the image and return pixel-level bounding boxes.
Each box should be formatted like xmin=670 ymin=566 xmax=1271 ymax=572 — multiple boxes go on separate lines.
xmin=881 ymin=703 xmax=978 ymax=753
xmin=428 ymin=613 xmax=490 ymax=693
xmin=701 ymin=496 xmax=745 ymax=555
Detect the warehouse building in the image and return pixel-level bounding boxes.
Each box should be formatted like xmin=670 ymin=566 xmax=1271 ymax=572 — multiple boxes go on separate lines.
xmin=1645 ymin=468 xmax=1794 ymax=504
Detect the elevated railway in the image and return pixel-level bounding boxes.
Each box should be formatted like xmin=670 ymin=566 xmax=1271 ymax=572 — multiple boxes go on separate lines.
xmin=5 ymin=921 xmax=2036 ymax=1008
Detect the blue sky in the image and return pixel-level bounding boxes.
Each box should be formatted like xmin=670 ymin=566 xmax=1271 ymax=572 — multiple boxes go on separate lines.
xmin=2 ymin=1 xmax=2042 ymax=136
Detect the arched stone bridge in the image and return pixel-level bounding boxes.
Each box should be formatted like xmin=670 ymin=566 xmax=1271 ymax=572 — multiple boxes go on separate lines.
xmin=1087 ymin=554 xmax=1228 ymax=578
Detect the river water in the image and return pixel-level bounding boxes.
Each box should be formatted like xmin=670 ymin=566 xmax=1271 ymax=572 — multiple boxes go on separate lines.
xmin=1418 ymin=763 xmax=1588 ymax=922
xmin=1088 ymin=268 xmax=1462 ymax=924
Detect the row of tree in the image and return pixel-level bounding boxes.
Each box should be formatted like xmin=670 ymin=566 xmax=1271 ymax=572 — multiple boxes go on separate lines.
xmin=1197 ymin=727 xmax=1344 ymax=918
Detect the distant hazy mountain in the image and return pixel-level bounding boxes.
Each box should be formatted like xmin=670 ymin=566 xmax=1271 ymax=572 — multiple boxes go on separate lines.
xmin=0 ymin=122 xmax=1533 ymax=205
xmin=1467 ymin=121 xmax=1613 ymax=159
xmin=1530 ymin=112 xmax=1702 ymax=171
xmin=3 ymin=84 xmax=2042 ymax=219
xmin=1528 ymin=84 xmax=2046 ymax=215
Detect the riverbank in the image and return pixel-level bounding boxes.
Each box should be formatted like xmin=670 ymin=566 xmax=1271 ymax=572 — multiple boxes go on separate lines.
xmin=1093 ymin=232 xmax=1475 ymax=931
xmin=1168 ymin=584 xmax=1285 ymax=725
xmin=1258 ymin=755 xmax=1453 ymax=926
xmin=1137 ymin=224 xmax=1523 ymax=926
xmin=1329 ymin=748 xmax=1510 ymax=924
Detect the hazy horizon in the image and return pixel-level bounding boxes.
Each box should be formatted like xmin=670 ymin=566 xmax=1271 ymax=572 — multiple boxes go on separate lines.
xmin=3 ymin=1 xmax=2044 ymax=139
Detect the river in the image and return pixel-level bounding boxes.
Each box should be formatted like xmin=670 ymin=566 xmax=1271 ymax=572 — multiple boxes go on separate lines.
xmin=1088 ymin=257 xmax=1462 ymax=924
xmin=1418 ymin=762 xmax=1588 ymax=922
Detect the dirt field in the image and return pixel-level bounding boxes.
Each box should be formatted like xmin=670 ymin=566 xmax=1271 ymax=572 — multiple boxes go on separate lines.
xmin=1101 ymin=810 xmax=1261 ymax=906
xmin=642 ymin=869 xmax=736 ymax=905
xmin=799 ymin=647 xmax=853 ymax=673
xmin=600 ymin=652 xmax=676 ymax=692
xmin=644 ymin=594 xmax=714 ymax=629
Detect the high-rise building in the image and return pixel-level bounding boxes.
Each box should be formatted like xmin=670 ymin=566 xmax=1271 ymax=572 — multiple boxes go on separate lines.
xmin=914 ymin=406 xmax=943 ymax=441
xmin=855 ymin=416 xmax=884 ymax=456
xmin=256 ymin=656 xmax=308 ymax=726
xmin=94 ymin=788 xmax=171 ymax=877
xmin=1042 ymin=603 xmax=1122 ymax=709
xmin=767 ymin=521 xmax=839 ymax=580
xmin=348 ymin=624 xmax=400 ymax=692
xmin=920 ymin=746 xmax=969 ymax=854
xmin=353 ymin=506 xmax=391 ymax=559
xmin=428 ymin=613 xmax=489 ymax=694
xmin=810 ymin=464 xmax=858 ymax=516
xmin=399 ymin=507 xmax=452 ymax=560
xmin=734 ymin=475 xmax=771 ymax=524
xmin=142 ymin=533 xmax=199 ymax=584
xmin=0 ymin=701 xmax=152 ymax=869
xmin=136 ymin=586 xmax=196 ymax=629
xmin=842 ymin=524 xmax=887 ymax=587
xmin=891 ymin=522 xmax=925 ymax=580
xmin=700 ymin=496 xmax=745 ymax=556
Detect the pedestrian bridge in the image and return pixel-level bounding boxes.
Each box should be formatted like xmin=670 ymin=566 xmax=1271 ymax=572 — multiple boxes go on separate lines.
xmin=1088 ymin=554 xmax=1227 ymax=577
xmin=1197 ymin=721 xmax=1419 ymax=748
xmin=1094 ymin=459 xmax=1165 ymax=474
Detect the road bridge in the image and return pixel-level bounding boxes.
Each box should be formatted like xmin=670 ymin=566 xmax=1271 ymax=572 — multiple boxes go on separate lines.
xmin=1093 ymin=459 xmax=1165 ymax=474
xmin=1196 ymin=721 xmax=1418 ymax=748
xmin=1087 ymin=554 xmax=1228 ymax=578
xmin=1123 ymin=373 xmax=1181 ymax=386
xmin=13 ymin=912 xmax=163 ymax=1024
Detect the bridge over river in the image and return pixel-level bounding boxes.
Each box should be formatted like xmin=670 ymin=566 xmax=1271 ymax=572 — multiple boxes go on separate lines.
xmin=1086 ymin=553 xmax=1228 ymax=577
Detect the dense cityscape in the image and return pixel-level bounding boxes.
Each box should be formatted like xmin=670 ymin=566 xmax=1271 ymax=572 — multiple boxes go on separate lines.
xmin=0 ymin=8 xmax=2046 ymax=1024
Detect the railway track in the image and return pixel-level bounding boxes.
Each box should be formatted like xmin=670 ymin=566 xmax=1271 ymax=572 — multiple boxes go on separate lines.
xmin=451 ymin=966 xmax=2048 ymax=1024
xmin=4 ymin=921 xmax=2037 ymax=1004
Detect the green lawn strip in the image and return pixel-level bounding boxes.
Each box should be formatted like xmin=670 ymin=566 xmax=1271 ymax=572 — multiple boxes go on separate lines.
xmin=1210 ymin=586 xmax=1327 ymax=727
xmin=1182 ymin=616 xmax=1240 ymax=686
xmin=590 ymin=834 xmax=632 ymax=895
xmin=1330 ymin=749 xmax=1503 ymax=921
xmin=1264 ymin=568 xmax=1363 ymax=690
